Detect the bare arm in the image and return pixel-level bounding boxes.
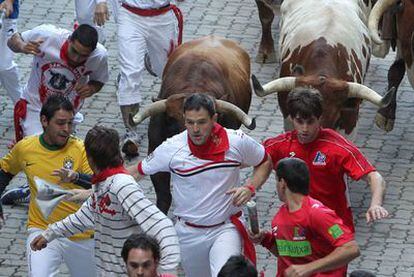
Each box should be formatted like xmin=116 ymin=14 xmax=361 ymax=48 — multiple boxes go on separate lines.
xmin=7 ymin=32 xmax=44 ymax=55
xmin=227 ymin=154 xmax=272 ymax=206
xmin=362 ymin=171 xmax=389 ymax=223
xmin=284 ymin=241 xmax=360 ymax=277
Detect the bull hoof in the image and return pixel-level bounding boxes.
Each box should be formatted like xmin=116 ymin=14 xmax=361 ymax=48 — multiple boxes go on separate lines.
xmin=375 ymin=112 xmax=394 ymax=132
xmin=255 ymin=51 xmax=277 ymax=64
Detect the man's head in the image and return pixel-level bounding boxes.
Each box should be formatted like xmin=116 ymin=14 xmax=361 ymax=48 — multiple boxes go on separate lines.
xmin=67 ymin=24 xmax=98 ymax=67
xmin=121 ymin=234 xmax=161 ymax=277
xmin=183 ymin=93 xmax=218 ymax=145
xmin=84 ymin=126 xmax=123 ymax=172
xmin=287 ymin=88 xmax=323 ymax=144
xmin=275 ymin=157 xmax=310 ymax=202
xmin=218 ymin=255 xmax=258 ymax=277
xmin=40 ymin=94 xmax=74 ymax=147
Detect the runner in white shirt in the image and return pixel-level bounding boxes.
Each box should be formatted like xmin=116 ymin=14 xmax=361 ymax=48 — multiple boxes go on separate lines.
xmin=0 ymin=0 xmax=22 ymax=104
xmin=31 ymin=125 xmax=180 ymax=276
xmin=7 ymin=23 xmax=109 ymax=141
xmin=115 ymin=0 xmax=183 ymax=157
xmin=131 ymin=93 xmax=272 ymax=277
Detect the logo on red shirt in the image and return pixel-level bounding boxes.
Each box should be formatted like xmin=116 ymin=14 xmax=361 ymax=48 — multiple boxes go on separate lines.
xmin=312 ymin=151 xmax=326 ymax=166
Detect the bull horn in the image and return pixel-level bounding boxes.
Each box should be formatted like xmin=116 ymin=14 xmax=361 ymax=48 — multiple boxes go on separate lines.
xmin=368 ymin=0 xmax=398 ymax=44
xmin=129 ymin=100 xmax=167 ymax=126
xmin=347 ymin=82 xmax=394 ymax=107
xmin=216 ymin=100 xmax=256 ymax=130
xmin=252 ymin=74 xmax=296 ymax=97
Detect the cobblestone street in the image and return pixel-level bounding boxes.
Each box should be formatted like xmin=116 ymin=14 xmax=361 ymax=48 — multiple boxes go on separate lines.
xmin=1 ymin=0 xmax=414 ymax=276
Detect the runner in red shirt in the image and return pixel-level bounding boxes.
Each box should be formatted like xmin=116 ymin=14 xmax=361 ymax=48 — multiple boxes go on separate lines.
xmin=263 ymin=88 xmax=388 ymax=231
xmin=251 ymin=158 xmax=360 ymax=277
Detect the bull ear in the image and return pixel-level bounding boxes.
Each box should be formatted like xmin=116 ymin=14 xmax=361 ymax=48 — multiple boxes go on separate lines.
xmin=292 ymin=64 xmax=305 ymax=76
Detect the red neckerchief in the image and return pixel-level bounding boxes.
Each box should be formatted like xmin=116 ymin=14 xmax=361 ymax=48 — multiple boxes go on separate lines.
xmin=60 ymin=40 xmax=70 ymax=64
xmin=91 ymin=165 xmax=129 ymax=184
xmin=187 ymin=123 xmax=229 ymax=161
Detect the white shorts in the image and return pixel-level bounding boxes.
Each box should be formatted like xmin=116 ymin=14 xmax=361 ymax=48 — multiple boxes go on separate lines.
xmin=27 ymin=228 xmax=96 ymax=277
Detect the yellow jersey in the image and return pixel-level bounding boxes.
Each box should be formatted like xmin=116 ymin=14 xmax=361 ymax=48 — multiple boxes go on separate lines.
xmin=0 ymin=134 xmax=94 ymax=241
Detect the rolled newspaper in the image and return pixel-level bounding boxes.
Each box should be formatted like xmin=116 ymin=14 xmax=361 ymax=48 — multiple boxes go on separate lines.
xmin=34 ymin=177 xmax=74 ymax=219
xmin=246 ymin=200 xmax=259 ymax=234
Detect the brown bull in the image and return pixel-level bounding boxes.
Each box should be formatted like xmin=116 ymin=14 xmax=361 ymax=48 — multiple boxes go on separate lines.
xmin=130 ymin=36 xmax=255 ymax=214
xmin=252 ymin=0 xmax=394 ymax=138
xmin=369 ymin=0 xmax=414 ymax=131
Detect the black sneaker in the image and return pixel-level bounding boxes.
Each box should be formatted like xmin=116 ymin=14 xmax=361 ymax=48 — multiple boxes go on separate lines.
xmin=1 ymin=184 xmax=30 ymax=205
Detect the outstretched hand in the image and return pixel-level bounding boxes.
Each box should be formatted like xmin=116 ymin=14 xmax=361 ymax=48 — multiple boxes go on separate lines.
xmin=226 ymin=186 xmax=253 ymax=206
xmin=51 ymin=168 xmax=78 ymax=183
xmin=94 ymin=2 xmax=110 ymax=26
xmin=22 ymin=39 xmax=44 ymax=56
xmin=366 ymin=204 xmax=389 ymax=223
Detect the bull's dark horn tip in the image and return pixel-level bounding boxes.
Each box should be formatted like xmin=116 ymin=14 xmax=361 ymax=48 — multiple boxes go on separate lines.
xmin=128 ymin=114 xmax=137 ymax=127
xmin=251 ymin=75 xmax=265 ymax=96
xmin=247 ymin=118 xmax=256 ymax=130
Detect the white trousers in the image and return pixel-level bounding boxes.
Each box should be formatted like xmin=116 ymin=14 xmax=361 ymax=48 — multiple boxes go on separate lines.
xmin=26 ymin=228 xmax=96 ymax=277
xmin=117 ymin=6 xmax=178 ymax=106
xmin=175 ymin=221 xmax=242 ymax=277
xmin=0 ymin=18 xmax=22 ymax=104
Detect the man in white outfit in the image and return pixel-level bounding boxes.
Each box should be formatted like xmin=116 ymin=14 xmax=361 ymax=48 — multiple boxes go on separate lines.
xmin=131 ymin=93 xmax=272 ymax=276
xmin=7 ymin=23 xmax=109 ymax=142
xmin=116 ymin=0 xmax=183 ymax=157
xmin=0 ymin=0 xmax=22 ymax=105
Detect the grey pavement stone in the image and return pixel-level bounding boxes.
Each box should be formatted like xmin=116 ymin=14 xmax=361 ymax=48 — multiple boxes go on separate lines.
xmin=0 ymin=0 xmax=413 ymax=276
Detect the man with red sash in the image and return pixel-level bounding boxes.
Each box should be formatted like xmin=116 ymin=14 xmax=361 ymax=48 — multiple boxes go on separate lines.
xmin=115 ymin=0 xmax=183 ymax=156
xmin=31 ymin=125 xmax=180 ymax=276
xmin=251 ymin=157 xmax=360 ymax=277
xmin=130 ymin=93 xmax=272 ymax=277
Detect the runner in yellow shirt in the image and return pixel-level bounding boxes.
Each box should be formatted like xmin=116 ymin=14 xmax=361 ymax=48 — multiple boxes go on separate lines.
xmin=0 ymin=94 xmax=96 ymax=277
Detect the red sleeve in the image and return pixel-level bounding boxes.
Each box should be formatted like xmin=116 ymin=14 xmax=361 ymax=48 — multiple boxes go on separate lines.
xmin=309 ymin=204 xmax=354 ymax=247
xmin=339 ymin=140 xmax=375 ymax=180
xmin=262 ymin=137 xmax=282 ymax=170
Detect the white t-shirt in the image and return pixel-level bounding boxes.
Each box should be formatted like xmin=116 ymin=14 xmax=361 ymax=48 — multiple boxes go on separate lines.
xmin=139 ymin=128 xmax=266 ymax=225
xmin=21 ymin=24 xmax=109 ymax=111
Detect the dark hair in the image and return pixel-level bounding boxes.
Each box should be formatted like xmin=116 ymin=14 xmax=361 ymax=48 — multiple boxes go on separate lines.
xmin=70 ymin=24 xmax=98 ymax=51
xmin=287 ymin=87 xmax=323 ymax=119
xmin=84 ymin=126 xmax=123 ymax=171
xmin=218 ymin=255 xmax=258 ymax=277
xmin=183 ymin=93 xmax=216 ymax=117
xmin=121 ymin=234 xmax=161 ymax=263
xmin=40 ymin=94 xmax=74 ymax=121
xmin=276 ymin=157 xmax=310 ymax=195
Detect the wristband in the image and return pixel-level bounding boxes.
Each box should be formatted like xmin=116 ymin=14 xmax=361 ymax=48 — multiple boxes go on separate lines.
xmin=245 ymin=184 xmax=256 ymax=197
xmin=260 ymin=231 xmax=275 ymax=250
